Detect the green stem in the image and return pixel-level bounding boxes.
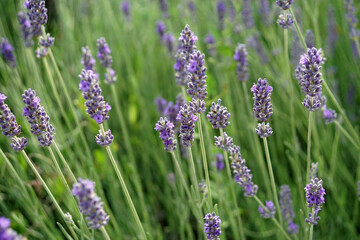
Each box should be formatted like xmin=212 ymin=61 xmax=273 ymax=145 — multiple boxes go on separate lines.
xmin=99 ymin=124 xmax=147 ymax=240
xmin=334 ymin=120 xmax=360 ymax=150
xmin=197 ymin=113 xmax=213 ymax=208
xmin=309 ymin=209 xmax=315 ymax=240
xmin=289 ymin=8 xmax=306 ymax=50
xmin=53 ymin=141 xmax=77 ymax=182
xmin=187 ymin=147 xmax=200 ymax=201
xmin=170 ymin=151 xmax=192 ymax=202
xmin=253 ymin=196 xmax=292 ymax=240
xmin=100 ymin=227 xmax=111 ymax=240
xmin=263 ymin=135 xmax=282 ymax=225
xmin=220 ymin=128 xmax=244 ymax=240
xmin=306 ymin=111 xmax=313 ymax=182
xmin=0 ymin=148 xmax=27 ymax=192
xmin=20 ymin=149 xmax=79 ymax=240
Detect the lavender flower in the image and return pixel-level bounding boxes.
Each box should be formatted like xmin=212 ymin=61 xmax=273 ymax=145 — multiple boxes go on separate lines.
xmin=256 ymin=123 xmax=273 ymax=138
xmin=120 ymin=1 xmax=130 ymax=20
xmin=25 ymin=0 xmax=48 ymax=37
xmin=154 ymin=117 xmax=177 ymax=152
xmin=177 ymin=103 xmax=198 ymax=147
xmin=344 ymin=0 xmax=359 ymax=39
xmin=217 ymin=1 xmax=226 ymax=30
xmin=0 ymin=93 xmax=27 ymax=152
xmin=214 ymin=153 xmax=224 ymax=172
xmin=0 ymin=217 xmax=22 ymax=240
xmin=242 ymin=0 xmax=254 ymax=29
xmin=95 ymin=129 xmax=114 ymax=146
xmin=258 ymin=200 xmax=276 ymax=218
xmin=205 ymin=33 xmax=216 ymax=57
xmin=295 ymin=47 xmax=326 ymax=111
xmin=251 ymin=78 xmax=273 ymax=122
xmin=229 ymin=145 xmax=258 ymax=197
xmin=162 ymin=33 xmax=175 ymax=54
xmin=81 ymin=46 xmax=96 ymax=72
xmin=322 ymin=107 xmax=337 ymax=124
xmin=187 ymin=50 xmax=208 ymax=101
xmin=276 ymin=0 xmax=294 ymax=10
xmin=164 ymin=94 xmax=185 ymax=126
xmin=18 ymin=12 xmax=33 ymax=47
xmin=188 ymin=1 xmax=195 ymax=12
xmin=159 ymin=0 xmax=169 ymax=18
xmin=207 ymin=99 xmax=230 ymax=129
xmin=78 ymin=70 xmax=111 ymax=124
xmin=214 ymin=132 xmax=233 ymax=151
xmin=306 ymin=29 xmax=315 ymax=48
xmin=259 ymin=0 xmax=271 ymax=26
xmin=0 ymin=39 xmax=17 ymax=68
xmin=203 ymin=212 xmax=221 ymax=240
xmin=97 ymin=38 xmax=116 ymax=84
xmin=199 ymin=179 xmax=208 ymax=197
xmin=35 ymin=33 xmax=55 ymax=58
xmin=64 ymin=212 xmax=74 ymax=225
xmin=309 ymin=162 xmax=318 ymax=181
xmin=280 ymin=185 xmax=299 ymax=234
xmin=234 ymin=44 xmax=249 ymax=82
xmin=174 ymin=24 xmax=198 ymax=86
xmin=305 ymin=177 xmax=326 ymax=225
xmin=22 ymin=89 xmax=55 ymax=147
xmin=188 ymin=98 xmax=206 ymax=114
xmin=154 ymin=96 xmax=168 ymax=115
xmin=277 ymin=13 xmax=294 ymax=29
xmin=72 ymin=178 xmax=109 ymax=229
xmin=156 ymin=21 xmax=166 ymax=38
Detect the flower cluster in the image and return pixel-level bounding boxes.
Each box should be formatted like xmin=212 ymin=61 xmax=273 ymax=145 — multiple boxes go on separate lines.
xmin=120 ymin=1 xmax=131 ymax=21
xmin=22 ymin=89 xmax=55 ymax=147
xmin=229 ymin=145 xmax=258 ymax=197
xmin=276 ymin=0 xmax=294 ymax=10
xmin=309 ymin=162 xmax=319 ymax=181
xmin=256 ymin=122 xmax=273 ymax=139
xmin=24 ymin=0 xmax=48 ymax=37
xmin=154 ymin=96 xmax=168 ymax=115
xmin=154 ymin=117 xmax=177 ymax=152
xmin=344 ymin=0 xmax=360 ymax=40
xmin=280 ymin=185 xmax=299 ymax=234
xmin=214 ymin=132 xmax=233 ymax=151
xmin=17 ymin=12 xmax=33 ymax=47
xmin=322 ymin=107 xmax=337 ymax=124
xmin=95 ymin=129 xmax=114 ymax=146
xmin=199 ymin=179 xmax=208 ymax=198
xmin=0 ymin=217 xmax=22 ymax=240
xmin=35 ymin=33 xmax=55 ymax=58
xmin=242 ymin=0 xmax=254 ymax=29
xmin=72 ymin=178 xmax=110 ymax=229
xmin=305 ymin=177 xmax=326 ymax=225
xmin=81 ymin=46 xmax=96 ymax=72
xmin=174 ymin=24 xmax=198 ymax=86
xmin=295 ymin=47 xmax=326 ymax=111
xmin=277 ymin=13 xmax=294 ymax=29
xmin=164 ymin=94 xmax=185 ymax=126
xmin=251 ymin=78 xmax=273 ymax=122
xmin=205 ymin=33 xmax=216 ymax=57
xmin=234 ymin=44 xmax=249 ymax=82
xmin=156 ymin=21 xmax=166 ymax=38
xmin=64 ymin=212 xmax=74 ymax=225
xmin=207 ymin=99 xmax=230 ymax=129
xmin=0 ymin=38 xmax=17 ymax=68
xmin=203 ymin=212 xmax=221 ymax=240
xmin=0 ymin=93 xmax=27 ymax=151
xmin=217 ymin=1 xmax=226 ymax=30
xmin=213 ymin=153 xmax=224 ymax=172
xmin=78 ymin=69 xmax=111 ymax=124
xmin=177 ymin=103 xmax=198 ymax=147
xmin=97 ymin=37 xmax=116 ymax=84
xmin=162 ymin=33 xmax=175 ymax=54
xmin=258 ymin=200 xmax=276 ymax=219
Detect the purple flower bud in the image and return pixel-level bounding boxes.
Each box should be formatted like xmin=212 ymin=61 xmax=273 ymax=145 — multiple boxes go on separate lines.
xmin=207 ymin=99 xmax=230 ymax=129
xmin=234 ymin=44 xmax=249 ymax=82
xmin=162 ymin=33 xmax=175 ymax=54
xmin=0 ymin=217 xmax=22 ymax=240
xmin=154 ymin=96 xmax=168 ymax=115
xmin=215 ymin=132 xmax=233 ymax=151
xmin=22 ymin=89 xmax=55 ymax=147
xmin=18 ymin=12 xmax=34 ymax=47
xmin=78 ymin=70 xmax=111 ymax=124
xmin=26 ymin=0 xmax=48 ymax=37
xmin=305 ymin=177 xmax=326 ymax=225
xmin=64 ymin=212 xmax=74 ymax=225
xmin=155 ymin=117 xmax=177 ymax=152
xmin=276 ymin=0 xmax=294 ymax=10
xmin=217 ymin=1 xmax=226 ymax=30
xmin=104 ymin=68 xmax=117 ymax=84
xmin=35 ymin=33 xmax=54 ymax=58
xmin=302 ymin=94 xmax=321 ymax=111
xmin=156 ymin=21 xmax=166 ymax=37
xmin=95 ymin=129 xmax=114 ymax=146
xmin=258 ymin=200 xmax=276 ymax=218
xmin=188 ymin=98 xmax=206 ymax=114
xmin=214 ymin=153 xmax=225 ymax=172
xmin=0 ymin=38 xmax=17 ymax=68
xmin=277 ymin=13 xmax=294 ymax=29
xmin=0 ymin=93 xmax=22 ymax=138
xmin=97 ymin=37 xmax=113 ymax=69
xmin=81 ymin=46 xmax=96 ymax=72
xmin=242 ymin=0 xmax=254 ymax=29
xmin=187 ymin=51 xmax=208 ymax=100
xmin=72 ymin=178 xmax=109 ymax=229
xmin=120 ymin=1 xmax=130 ymax=20
xmin=251 ymin=78 xmax=273 ymax=122
xmin=229 ymin=145 xmax=258 ymax=197
xmin=322 ymin=107 xmax=337 ymax=124
xmin=288 ymin=221 xmax=299 ymax=235
xmin=11 ymin=137 xmax=28 ymax=152
xmin=203 ymin=212 xmax=221 ymax=240
xmin=280 ymin=185 xmax=299 ymax=234
xmin=256 ymin=122 xmax=273 ymax=138
xmin=177 ymin=103 xmax=198 ymax=147
xmin=199 ymin=179 xmax=208 ymax=197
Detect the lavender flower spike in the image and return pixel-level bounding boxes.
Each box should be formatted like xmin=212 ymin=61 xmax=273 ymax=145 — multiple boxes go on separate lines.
xmin=276 ymin=0 xmax=294 ymax=10
xmin=204 ymin=212 xmax=221 ymax=240
xmin=251 ymin=78 xmax=273 ymax=122
xmin=217 ymin=1 xmax=226 ymax=30
xmin=18 ymin=12 xmax=33 ymax=47
xmin=229 ymin=145 xmax=258 ymax=197
xmin=81 ymin=46 xmax=96 ymax=72
xmin=277 ymin=13 xmax=294 ymax=29
xmin=280 ymin=185 xmax=299 ymax=234
xmin=214 ymin=132 xmax=233 ymax=151
xmin=156 ymin=21 xmax=166 ymax=38
xmin=154 ymin=117 xmax=177 ymax=152
xmin=258 ymin=200 xmax=276 ymax=218
xmin=97 ymin=37 xmax=116 ymax=84
xmin=72 ymin=178 xmax=109 ymax=229
xmin=234 ymin=44 xmax=249 ymax=82
xmin=187 ymin=50 xmax=208 ymax=100
xmin=120 ymin=1 xmax=130 ymax=21
xmin=242 ymin=0 xmax=254 ymax=29
xmin=0 ymin=93 xmax=27 ymax=151
xmin=0 ymin=38 xmax=17 ymax=68
xmin=207 ymin=99 xmax=230 ymax=129
xmin=214 ymin=153 xmax=224 ymax=172
xmin=22 ymin=89 xmax=54 ymax=147
xmin=177 ymin=103 xmax=198 ymax=147
xmin=95 ymin=129 xmax=114 ymax=146
xmin=305 ymin=177 xmax=326 ymax=225
xmin=25 ymin=0 xmax=48 ymax=37
xmin=78 ymin=69 xmax=111 ymax=124
xmin=322 ymin=107 xmax=337 ymax=124
xmin=35 ymin=33 xmax=55 ymax=58
xmin=0 ymin=217 xmax=22 ymax=240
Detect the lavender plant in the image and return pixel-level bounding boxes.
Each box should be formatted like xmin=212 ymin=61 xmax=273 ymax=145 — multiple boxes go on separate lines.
xmin=97 ymin=37 xmax=116 ymax=84
xmin=233 ymin=44 xmax=249 ymax=82
xmin=258 ymin=200 xmax=276 ymax=219
xmin=0 ymin=38 xmax=17 ymax=68
xmin=203 ymin=212 xmax=221 ymax=240
xmin=280 ymin=185 xmax=299 ymax=234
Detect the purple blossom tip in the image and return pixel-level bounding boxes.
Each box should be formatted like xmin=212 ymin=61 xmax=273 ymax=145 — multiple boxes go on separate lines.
xmin=280 ymin=185 xmax=299 ymax=234
xmin=277 ymin=13 xmax=294 ymax=29
xmin=97 ymin=37 xmax=113 ymax=69
xmin=214 ymin=132 xmax=233 ymax=151
xmin=204 ymin=212 xmax=221 ymax=240
xmin=199 ymin=179 xmax=208 ymax=197
xmin=322 ymin=107 xmax=337 ymax=124
xmin=177 ymin=103 xmax=198 ymax=147
xmin=276 ymin=0 xmax=294 ymax=10
xmin=256 ymin=123 xmax=273 ymax=138
xmin=214 ymin=153 xmax=224 ymax=172
xmin=95 ymin=129 xmax=114 ymax=146
xmin=251 ymin=78 xmax=273 ymax=122
xmin=258 ymin=200 xmax=276 ymax=218
xmin=187 ymin=50 xmax=208 ymax=100
xmin=207 ymin=99 xmax=230 ymax=129
xmin=305 ymin=177 xmax=326 ymax=225
xmin=234 ymin=44 xmax=249 ymax=82
xmin=0 ymin=38 xmax=17 ymax=68
xmin=81 ymin=46 xmax=96 ymax=72
xmin=155 ymin=117 xmax=177 ymax=152
xmin=0 ymin=216 xmax=22 ymax=240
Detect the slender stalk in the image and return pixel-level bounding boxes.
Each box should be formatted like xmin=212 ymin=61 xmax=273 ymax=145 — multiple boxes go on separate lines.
xmin=100 ymin=227 xmax=111 ymax=240
xmin=197 ymin=113 xmax=213 ymax=207
xmin=220 ymin=128 xmax=244 ymax=240
xmin=0 ymin=148 xmax=27 ymax=192
xmin=99 ymin=124 xmax=147 ymax=240
xmin=53 ymin=141 xmax=77 ymax=182
xmin=187 ymin=147 xmax=200 ymax=201
xmin=289 ymin=8 xmax=306 ymax=50
xmin=253 ymin=196 xmax=292 ymax=240
xmin=170 ymin=151 xmax=192 ymax=201
xmin=263 ymin=135 xmax=282 ymax=225
xmin=309 ymin=209 xmax=315 ymax=240
xmin=334 ymin=120 xmax=360 ymax=150
xmin=20 ymin=149 xmax=79 ymax=240
xmin=306 ymin=111 xmax=313 ymax=182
